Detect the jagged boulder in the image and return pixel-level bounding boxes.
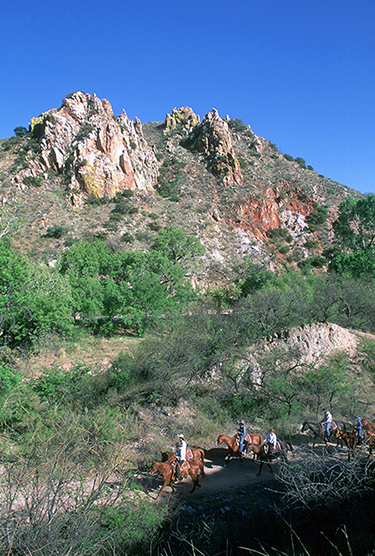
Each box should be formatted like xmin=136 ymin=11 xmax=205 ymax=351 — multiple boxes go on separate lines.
xmin=165 ymin=107 xmax=200 ymax=133
xmin=16 ymin=92 xmax=158 ymax=201
xmin=187 ymin=108 xmax=243 ymax=186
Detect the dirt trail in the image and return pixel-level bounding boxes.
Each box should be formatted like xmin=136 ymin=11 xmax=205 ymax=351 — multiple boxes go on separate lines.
xmin=146 ymin=447 xmax=283 ymax=500
xmin=145 ymin=438 xmax=361 ymax=500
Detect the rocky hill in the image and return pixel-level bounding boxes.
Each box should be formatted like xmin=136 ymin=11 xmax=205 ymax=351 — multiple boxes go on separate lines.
xmin=0 ymin=92 xmax=361 ymax=284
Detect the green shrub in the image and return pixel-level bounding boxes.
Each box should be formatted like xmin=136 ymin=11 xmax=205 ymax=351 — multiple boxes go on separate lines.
xmin=295 ymin=157 xmax=306 ymax=168
xmin=148 ymin=221 xmax=161 ymax=232
xmin=32 ymin=365 xmax=103 ymax=408
xmin=14 ymin=126 xmax=28 ymax=137
xmin=117 ymin=189 xmax=134 ymax=199
xmin=85 ymin=195 xmax=111 ymax=206
xmin=107 ymin=352 xmax=134 ymax=392
xmin=0 ymin=364 xmax=37 ymax=430
xmin=228 ymin=118 xmax=247 ymax=132
xmin=307 ymin=205 xmax=328 ymax=230
xmin=45 ymin=225 xmax=67 ymax=239
xmin=23 ymin=175 xmax=44 ymax=187
xmin=283 ymin=154 xmax=294 ymax=162
xmin=122 ymin=232 xmax=134 ymax=243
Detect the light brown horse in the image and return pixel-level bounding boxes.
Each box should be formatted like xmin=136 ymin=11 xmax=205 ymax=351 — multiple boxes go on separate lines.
xmin=161 ymin=451 xmax=206 ymax=478
xmin=247 ymin=440 xmax=292 ymax=475
xmin=245 ymin=433 xmax=262 ymax=446
xmin=161 ymin=447 xmax=204 ymax=463
xmin=149 ymin=459 xmax=203 ymax=497
xmin=149 ymin=460 xmax=176 ymax=497
xmin=215 ymin=433 xmax=245 ymax=465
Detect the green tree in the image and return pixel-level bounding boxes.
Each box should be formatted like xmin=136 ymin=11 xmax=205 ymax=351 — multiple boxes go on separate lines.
xmin=333 ymin=194 xmax=375 ymax=252
xmin=13 ymin=126 xmax=27 ymax=137
xmin=152 ymin=226 xmax=204 ymax=264
xmin=0 ymin=241 xmax=74 ymax=348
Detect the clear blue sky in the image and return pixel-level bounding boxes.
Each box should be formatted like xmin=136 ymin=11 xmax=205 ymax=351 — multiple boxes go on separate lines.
xmin=1 ymin=0 xmax=374 ymax=194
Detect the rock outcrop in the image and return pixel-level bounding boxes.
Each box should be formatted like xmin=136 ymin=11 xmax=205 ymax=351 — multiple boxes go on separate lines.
xmin=188 ymin=109 xmax=243 ymax=186
xmin=238 ymin=323 xmax=357 ymax=387
xmin=165 ymin=107 xmax=200 ymax=133
xmin=16 ymin=92 xmax=159 ymax=202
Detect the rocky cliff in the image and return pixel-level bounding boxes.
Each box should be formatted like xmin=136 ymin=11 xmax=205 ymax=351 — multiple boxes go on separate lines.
xmin=14 ymin=92 xmax=159 ymax=204
xmin=186 ymin=108 xmax=243 ymax=186
xmin=0 ymin=92 xmax=362 ymax=276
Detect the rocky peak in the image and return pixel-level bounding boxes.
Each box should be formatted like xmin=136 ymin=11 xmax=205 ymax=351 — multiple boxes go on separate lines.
xmin=16 ymin=92 xmax=159 ymax=203
xmin=188 ymin=108 xmax=243 ymax=186
xmin=164 ymin=107 xmax=200 ymax=133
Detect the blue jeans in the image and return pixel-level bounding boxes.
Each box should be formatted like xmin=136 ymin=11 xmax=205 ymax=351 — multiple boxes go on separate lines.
xmin=240 ymin=437 xmax=245 ymax=452
xmin=326 ymin=423 xmax=331 ymax=437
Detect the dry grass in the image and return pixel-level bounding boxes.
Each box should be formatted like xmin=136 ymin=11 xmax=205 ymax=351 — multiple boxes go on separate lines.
xmin=17 ymin=334 xmax=142 ymax=378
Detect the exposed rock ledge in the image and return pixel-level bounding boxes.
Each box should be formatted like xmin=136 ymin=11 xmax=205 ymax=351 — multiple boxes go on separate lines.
xmin=238 ymin=323 xmax=358 ymax=386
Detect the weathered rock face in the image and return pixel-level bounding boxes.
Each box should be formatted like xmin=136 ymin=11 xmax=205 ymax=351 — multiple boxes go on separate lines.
xmin=232 ymin=182 xmax=314 ymax=241
xmin=17 ymin=92 xmax=159 ymax=202
xmin=188 ymin=109 xmax=243 ymax=186
xmin=165 ymin=107 xmax=200 ymax=133
xmin=238 ymin=323 xmax=357 ymax=387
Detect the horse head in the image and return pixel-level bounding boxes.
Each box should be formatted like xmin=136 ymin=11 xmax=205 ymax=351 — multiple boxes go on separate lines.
xmin=215 ymin=434 xmax=223 ymax=445
xmin=149 ymin=461 xmax=158 ymax=474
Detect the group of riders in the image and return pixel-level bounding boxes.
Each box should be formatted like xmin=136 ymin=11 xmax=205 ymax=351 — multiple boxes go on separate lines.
xmin=237 ymin=419 xmax=278 ymax=455
xmin=321 ymin=410 xmax=364 ymax=442
xmin=173 ymin=412 xmax=366 ymax=478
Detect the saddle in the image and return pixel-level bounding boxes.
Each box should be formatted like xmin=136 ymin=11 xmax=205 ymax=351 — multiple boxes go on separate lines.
xmin=179 ymin=460 xmax=190 ymax=479
xmin=264 ymin=441 xmax=281 ymax=454
xmin=273 ymin=440 xmax=281 ymax=452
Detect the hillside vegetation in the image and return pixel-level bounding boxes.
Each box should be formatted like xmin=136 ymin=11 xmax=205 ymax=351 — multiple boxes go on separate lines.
xmin=1 ymin=94 xmax=375 ymax=555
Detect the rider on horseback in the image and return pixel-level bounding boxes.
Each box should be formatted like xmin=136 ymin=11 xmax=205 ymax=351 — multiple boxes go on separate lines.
xmin=322 ymin=410 xmax=333 ymax=439
xmin=265 ymin=428 xmax=277 ymax=453
xmin=175 ymin=433 xmax=187 ymax=482
xmin=355 ymin=417 xmax=364 ymax=443
xmin=237 ymin=420 xmax=247 ymax=456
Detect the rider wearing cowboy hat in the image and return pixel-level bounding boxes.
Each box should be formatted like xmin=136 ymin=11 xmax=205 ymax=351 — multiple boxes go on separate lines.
xmin=175 ymin=433 xmax=187 ymax=481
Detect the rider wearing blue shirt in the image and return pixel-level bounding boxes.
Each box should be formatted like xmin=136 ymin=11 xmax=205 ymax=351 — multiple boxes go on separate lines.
xmin=355 ymin=417 xmax=364 ymax=443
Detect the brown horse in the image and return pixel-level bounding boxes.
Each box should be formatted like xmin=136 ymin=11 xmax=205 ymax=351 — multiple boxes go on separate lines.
xmin=335 ymin=430 xmax=361 ymax=461
xmin=363 ymin=418 xmax=375 ymax=437
xmin=149 ymin=459 xmax=203 ymax=497
xmin=149 ymin=460 xmax=176 ymax=497
xmin=245 ymin=433 xmax=262 ymax=445
xmin=247 ymin=440 xmax=292 ymax=475
xmin=178 ymin=460 xmax=204 ymax=491
xmin=161 ymin=451 xmax=206 ymax=477
xmin=366 ymin=432 xmax=375 ymax=458
xmin=215 ymin=433 xmax=244 ymax=465
xmin=161 ymin=447 xmax=204 ymax=463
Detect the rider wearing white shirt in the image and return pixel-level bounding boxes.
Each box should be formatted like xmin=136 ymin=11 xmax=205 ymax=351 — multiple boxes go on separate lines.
xmin=265 ymin=428 xmax=277 ymax=452
xmin=322 ymin=410 xmax=333 ymax=438
xmin=175 ymin=433 xmax=187 ymax=481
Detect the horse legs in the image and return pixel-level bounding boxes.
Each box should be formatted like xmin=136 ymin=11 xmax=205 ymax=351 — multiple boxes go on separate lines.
xmin=256 ymin=461 xmax=263 ymax=476
xmin=158 ymin=479 xmax=175 ymax=498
